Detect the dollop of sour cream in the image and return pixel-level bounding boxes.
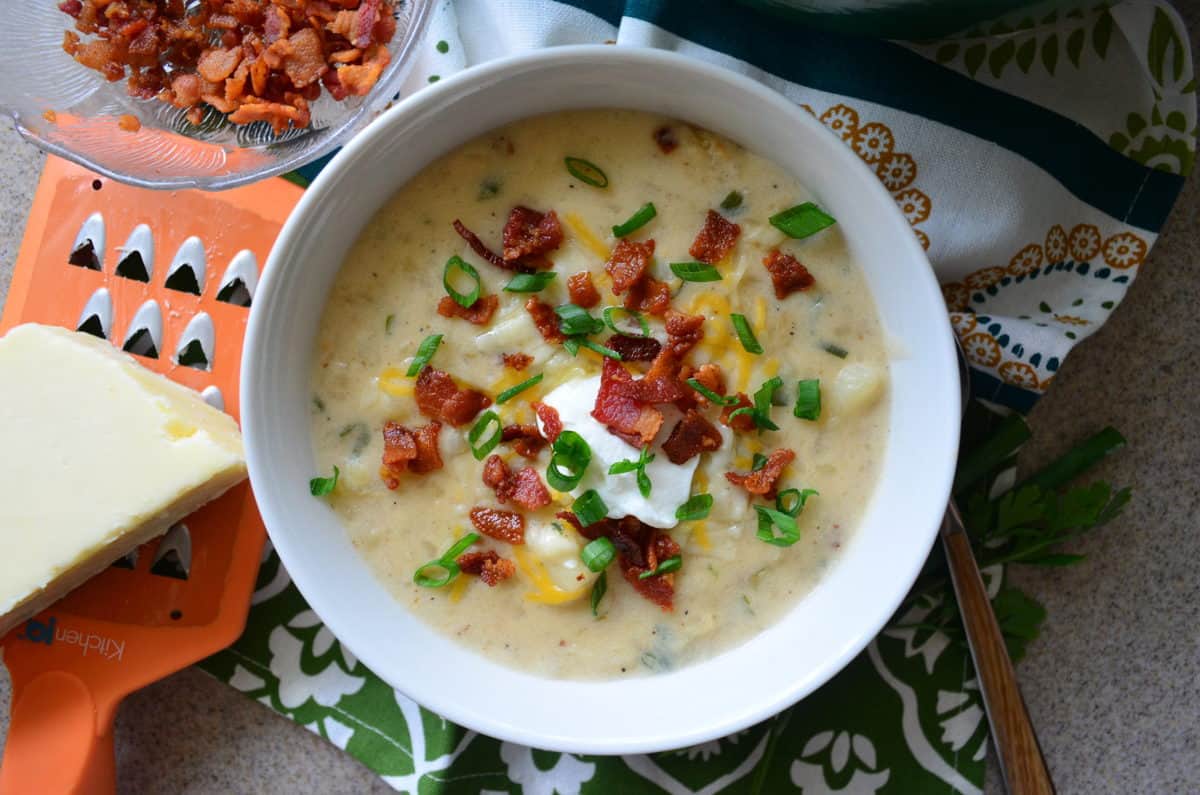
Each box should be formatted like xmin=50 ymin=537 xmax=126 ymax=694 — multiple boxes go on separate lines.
xmin=537 ymin=376 xmax=698 ymax=529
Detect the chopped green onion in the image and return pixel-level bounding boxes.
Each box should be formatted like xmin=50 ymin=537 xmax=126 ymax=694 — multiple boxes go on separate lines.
xmin=822 ymin=342 xmax=849 ymax=359
xmin=686 ymin=378 xmax=738 ymax=406
xmin=590 ymin=571 xmax=607 ymax=617
xmin=669 ymin=261 xmax=723 ymax=282
xmin=755 ymin=505 xmax=801 ymax=547
xmin=563 ymin=337 xmax=581 ymax=356
xmin=413 ymin=532 xmax=480 ymax=588
xmin=443 ymin=532 xmax=481 ymax=560
xmin=547 ymin=430 xmax=592 ymax=491
xmin=572 ymin=489 xmax=609 ymax=527
xmin=385 ymin=314 xmax=395 ymax=333
xmin=467 ymin=410 xmax=503 ymax=461
xmin=776 ymin=487 xmax=817 ymax=517
xmin=793 ymin=379 xmax=821 ymax=421
xmin=504 ymin=272 xmax=557 ymax=293
xmin=478 ymin=177 xmax=501 ymax=200
xmin=555 ymin=303 xmax=605 ymax=337
xmin=609 ymin=446 xmax=655 ymax=498
xmin=443 ymin=255 xmax=482 ymax=309
xmin=577 ymin=338 xmax=622 ymax=360
xmin=309 ymin=466 xmax=339 ymax=497
xmin=769 ymin=202 xmax=837 ymax=239
xmin=751 ymin=453 xmax=768 ymax=471
xmin=638 ymin=555 xmax=682 ymax=579
xmin=602 ymin=306 xmax=650 ymax=337
xmin=730 ymin=314 xmax=763 ymax=354
xmin=496 ymin=373 xmax=543 ymax=404
xmin=565 ymin=156 xmax=608 ymax=188
xmin=720 ymin=191 xmax=743 ymax=211
xmin=581 ymin=537 xmax=616 ymax=572
xmin=735 ymin=376 xmax=783 ymax=432
xmin=675 ymin=493 xmax=713 ymax=521
xmin=612 ymin=202 xmax=657 ymax=238
xmin=405 ymin=333 xmax=444 ymax=377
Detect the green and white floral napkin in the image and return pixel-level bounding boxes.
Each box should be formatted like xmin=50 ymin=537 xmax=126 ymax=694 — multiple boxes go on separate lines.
xmin=200 ymin=1 xmax=1195 ymax=791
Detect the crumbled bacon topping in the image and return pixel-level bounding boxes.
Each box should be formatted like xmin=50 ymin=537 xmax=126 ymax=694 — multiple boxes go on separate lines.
xmin=605 ymin=238 xmax=655 ymax=295
xmin=662 ymin=410 xmax=723 ymax=464
xmin=469 ymin=506 xmax=525 ymax=545
xmin=567 ymin=271 xmax=601 ymax=309
xmin=525 ymin=297 xmax=565 ymax=343
xmin=653 ymin=125 xmax=678 ymax=154
xmin=437 ymin=294 xmax=498 ymax=325
xmin=481 ymin=455 xmax=552 ymax=511
xmin=533 ymin=402 xmax=563 ymax=442
xmin=625 ymin=276 xmax=672 ymax=316
xmin=456 ymin=551 xmax=516 ymax=586
xmin=414 ymin=367 xmax=492 ymax=427
xmin=501 ymin=207 xmax=562 ymax=266
xmin=664 ymin=311 xmax=705 ymax=357
xmin=725 ymin=448 xmax=796 ymax=498
xmin=689 ymin=210 xmax=741 ymax=265
xmin=720 ymin=392 xmax=756 ymax=431
xmin=682 ymin=362 xmax=725 ymax=406
xmin=592 ymin=357 xmax=664 ymax=447
xmin=501 ymin=424 xmax=547 ymax=459
xmin=762 ymin=249 xmax=815 ymax=299
xmin=564 ymin=514 xmax=678 ymax=610
xmin=606 ymin=334 xmax=661 ymax=362
xmin=502 ymin=353 xmax=533 ymax=371
xmin=452 ymin=219 xmax=512 ymax=271
xmin=380 ymin=420 xmax=442 ymax=488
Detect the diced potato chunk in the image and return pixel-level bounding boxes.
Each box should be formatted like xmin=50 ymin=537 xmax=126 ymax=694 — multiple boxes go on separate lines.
xmin=831 ymin=363 xmax=886 ymax=415
xmin=526 ymin=521 xmax=596 ymax=592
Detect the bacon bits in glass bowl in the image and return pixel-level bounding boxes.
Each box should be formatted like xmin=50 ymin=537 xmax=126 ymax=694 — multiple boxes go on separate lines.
xmin=0 ymin=1 xmax=432 ymax=189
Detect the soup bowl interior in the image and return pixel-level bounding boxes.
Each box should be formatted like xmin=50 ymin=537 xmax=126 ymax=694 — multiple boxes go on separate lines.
xmin=243 ymin=45 xmax=960 ymax=754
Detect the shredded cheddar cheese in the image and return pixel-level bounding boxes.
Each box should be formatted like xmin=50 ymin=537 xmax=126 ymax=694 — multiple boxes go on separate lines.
xmin=449 ymin=574 xmax=470 ymax=603
xmin=513 ymin=546 xmax=587 ymax=605
xmin=754 ymin=296 xmax=768 ymax=335
xmin=378 ymin=366 xmax=413 ymax=397
xmin=564 ymin=213 xmax=611 ymax=261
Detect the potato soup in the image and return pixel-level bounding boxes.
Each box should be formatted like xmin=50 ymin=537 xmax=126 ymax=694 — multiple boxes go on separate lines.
xmin=309 ymin=109 xmax=889 ymax=679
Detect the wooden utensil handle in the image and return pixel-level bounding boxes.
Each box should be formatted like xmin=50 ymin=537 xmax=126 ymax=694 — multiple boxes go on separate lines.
xmin=941 ymin=503 xmax=1055 ymax=795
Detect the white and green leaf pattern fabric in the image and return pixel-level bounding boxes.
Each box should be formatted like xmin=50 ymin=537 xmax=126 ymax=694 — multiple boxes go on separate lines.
xmin=200 ymin=1 xmax=1195 ymax=792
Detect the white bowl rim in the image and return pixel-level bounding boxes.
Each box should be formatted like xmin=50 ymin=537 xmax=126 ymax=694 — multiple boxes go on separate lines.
xmin=243 ymin=44 xmax=960 ymax=755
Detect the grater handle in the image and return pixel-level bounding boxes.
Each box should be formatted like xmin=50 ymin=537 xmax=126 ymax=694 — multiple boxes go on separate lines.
xmin=0 ymin=671 xmax=118 ymax=795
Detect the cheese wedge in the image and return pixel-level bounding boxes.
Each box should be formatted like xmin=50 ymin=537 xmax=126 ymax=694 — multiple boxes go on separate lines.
xmin=0 ymin=324 xmax=246 ymax=636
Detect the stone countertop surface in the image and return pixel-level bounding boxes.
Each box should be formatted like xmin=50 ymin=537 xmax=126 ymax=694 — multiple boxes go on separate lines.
xmin=1 ymin=12 xmax=1198 ymax=793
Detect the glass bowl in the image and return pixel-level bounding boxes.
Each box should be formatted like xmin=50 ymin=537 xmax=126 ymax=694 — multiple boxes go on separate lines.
xmin=0 ymin=1 xmax=432 ymax=190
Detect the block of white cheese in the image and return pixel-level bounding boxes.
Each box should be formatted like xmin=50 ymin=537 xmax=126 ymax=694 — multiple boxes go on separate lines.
xmin=0 ymin=324 xmax=246 ymax=636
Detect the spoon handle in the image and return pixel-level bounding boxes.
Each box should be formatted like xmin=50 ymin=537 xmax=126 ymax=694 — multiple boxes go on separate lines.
xmin=940 ymin=502 xmax=1056 ymax=795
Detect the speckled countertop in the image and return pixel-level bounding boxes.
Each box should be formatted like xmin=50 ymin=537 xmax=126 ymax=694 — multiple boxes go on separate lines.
xmin=1 ymin=11 xmax=1198 ymax=792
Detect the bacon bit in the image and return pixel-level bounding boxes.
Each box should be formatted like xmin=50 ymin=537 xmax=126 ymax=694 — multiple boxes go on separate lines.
xmin=502 ymin=207 xmax=563 ymax=265
xmin=456 ymin=551 xmax=516 ymax=586
xmin=42 ymin=110 xmax=58 ymax=124
xmin=502 ymin=353 xmax=533 ymax=371
xmin=525 ymin=297 xmax=565 ymax=343
xmin=452 ymin=219 xmax=514 ymax=271
xmin=606 ymin=334 xmax=661 ymax=362
xmin=567 ymin=271 xmax=600 ymax=309
xmin=197 ymin=47 xmax=243 ymax=83
xmin=662 ymin=410 xmax=723 ymax=464
xmin=501 ymin=424 xmax=547 ymax=459
xmin=664 ymin=311 xmax=705 ymax=357
xmin=605 ymin=239 xmax=654 ymax=296
xmin=721 ymin=392 xmax=756 ymax=431
xmin=414 ymin=367 xmax=492 ymax=427
xmin=683 ymin=363 xmax=725 ymax=406
xmin=437 ymin=294 xmax=498 ymax=325
xmin=334 ymin=44 xmax=390 ymax=96
xmin=351 ymin=0 xmax=381 ymax=48
xmin=117 ymin=114 xmax=141 ymax=132
xmin=762 ymin=249 xmax=816 ymax=299
xmin=469 ymin=506 xmax=525 ymax=545
xmin=622 ymin=530 xmax=680 ymax=610
xmin=380 ymin=420 xmax=442 ymax=488
xmin=533 ymin=402 xmax=562 ymax=443
xmin=653 ymin=125 xmax=678 ymax=154
xmin=282 ymin=28 xmax=328 ymax=88
xmin=481 ymin=455 xmax=551 ymax=510
xmin=726 ymin=448 xmax=796 ymax=498
xmin=624 ymin=276 xmax=672 ymax=316
xmin=58 ymin=0 xmax=82 ymax=16
xmin=592 ymin=357 xmax=664 ymax=447
xmin=228 ymin=100 xmax=307 ymax=134
xmin=689 ymin=210 xmax=741 ymax=265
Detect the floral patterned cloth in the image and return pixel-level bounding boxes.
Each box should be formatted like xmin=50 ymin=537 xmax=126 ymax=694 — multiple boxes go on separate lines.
xmin=200 ymin=1 xmax=1195 ymax=792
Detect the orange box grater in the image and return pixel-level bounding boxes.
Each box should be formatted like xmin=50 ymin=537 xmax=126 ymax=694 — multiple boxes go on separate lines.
xmin=0 ymin=156 xmax=302 ymax=795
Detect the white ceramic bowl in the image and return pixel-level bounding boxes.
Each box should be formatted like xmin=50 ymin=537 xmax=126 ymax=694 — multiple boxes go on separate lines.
xmin=243 ymin=45 xmax=960 ymax=754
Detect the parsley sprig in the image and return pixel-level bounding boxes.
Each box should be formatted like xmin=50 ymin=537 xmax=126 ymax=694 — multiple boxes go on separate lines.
xmin=609 ymin=445 xmax=655 ymax=497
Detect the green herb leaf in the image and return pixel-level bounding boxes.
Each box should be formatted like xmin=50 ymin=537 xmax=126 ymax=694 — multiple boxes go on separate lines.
xmin=755 ymin=505 xmax=800 ymax=546
xmin=821 ymin=342 xmax=849 ymax=359
xmin=581 ymin=537 xmax=616 ymax=572
xmin=573 ymin=489 xmax=608 ymax=527
xmin=496 ymin=373 xmax=543 ymax=404
xmin=954 ymin=413 xmax=1032 ymax=496
xmin=669 ymin=261 xmax=723 ymax=282
xmin=769 ymin=202 xmax=837 ymax=239
xmin=443 ymin=255 xmax=482 ymax=309
xmin=503 ymin=272 xmax=557 ymax=293
xmin=686 ymin=378 xmax=738 ymax=406
xmin=609 ymin=446 xmax=655 ymax=497
xmin=793 ymin=379 xmax=821 ymax=420
xmin=638 ymin=555 xmax=681 ymax=579
xmin=565 ymin=156 xmax=608 ymax=188
xmin=720 ymin=191 xmax=743 ymax=211
xmin=406 ymin=333 xmax=444 ymax=377
xmin=385 ymin=314 xmax=395 ymax=333
xmin=555 ymin=303 xmax=605 ymax=337
xmin=612 ymin=202 xmax=657 ymax=238
xmin=751 ymin=453 xmax=768 ymax=471
xmin=602 ymin=306 xmax=650 ymax=337
xmin=309 ymin=466 xmax=339 ymax=497
xmin=590 ymin=570 xmax=607 ymax=616
xmin=676 ymin=493 xmax=713 ymax=521
xmin=467 ymin=410 xmax=503 ymax=461
xmin=478 ymin=177 xmax=501 ymax=200
xmin=730 ymin=314 xmax=763 ymax=354
xmin=547 ymin=430 xmax=592 ymax=491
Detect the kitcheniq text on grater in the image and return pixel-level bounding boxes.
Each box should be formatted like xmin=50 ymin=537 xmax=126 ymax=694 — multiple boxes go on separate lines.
xmin=0 ymin=156 xmax=301 ymax=795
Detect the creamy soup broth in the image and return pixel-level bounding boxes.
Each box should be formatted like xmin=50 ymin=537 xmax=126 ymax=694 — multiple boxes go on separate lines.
xmin=310 ymin=109 xmax=889 ymax=678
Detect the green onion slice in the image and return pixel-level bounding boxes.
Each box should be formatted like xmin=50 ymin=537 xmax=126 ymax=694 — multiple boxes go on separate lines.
xmin=755 ymin=505 xmax=801 ymax=547
xmin=309 ymin=466 xmax=339 ymax=497
xmin=405 ymin=333 xmax=444 ymax=377
xmin=577 ymin=338 xmax=622 ymax=360
xmin=686 ymin=378 xmax=738 ymax=406
xmin=745 ymin=376 xmax=784 ymax=431
xmin=730 ymin=314 xmax=763 ymax=354
xmin=385 ymin=314 xmax=395 ymax=333
xmin=496 ymin=373 xmax=543 ymax=404
xmin=573 ymin=489 xmax=609 ymax=527
xmin=751 ymin=452 xmax=769 ymax=471
xmin=443 ymin=255 xmax=482 ymax=309
xmin=675 ymin=493 xmax=713 ymax=521
xmin=590 ymin=571 xmax=607 ymax=617
xmin=638 ymin=555 xmax=682 ymax=579
xmin=467 ymin=410 xmax=503 ymax=461
xmin=555 ymin=303 xmax=605 ymax=337
xmin=612 ymin=202 xmax=657 ymax=238
xmin=565 ymin=156 xmax=609 ymax=188
xmin=793 ymin=379 xmax=821 ymax=420
xmin=413 ymin=532 xmax=480 ymax=588
xmin=822 ymin=342 xmax=849 ymax=359
xmin=547 ymin=430 xmax=592 ymax=491
xmin=720 ymin=191 xmax=744 ymax=211
xmin=503 ymin=272 xmax=557 ymax=293
xmin=581 ymin=537 xmax=616 ymax=572
xmin=769 ymin=202 xmax=837 ymax=239
xmin=602 ymin=306 xmax=650 ymax=337
xmin=670 ymin=261 xmax=723 ymax=282
xmin=776 ymin=487 xmax=818 ymax=517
